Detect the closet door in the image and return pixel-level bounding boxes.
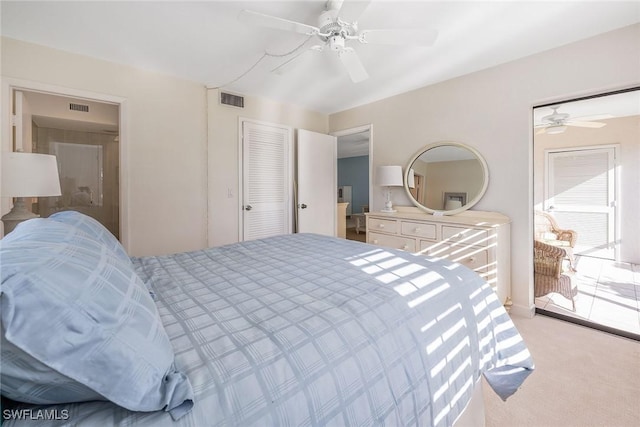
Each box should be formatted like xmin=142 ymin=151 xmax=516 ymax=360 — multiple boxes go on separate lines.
xmin=241 ymin=120 xmax=293 ymax=241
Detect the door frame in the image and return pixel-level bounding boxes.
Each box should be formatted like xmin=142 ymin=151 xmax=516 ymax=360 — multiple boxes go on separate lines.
xmin=331 ymin=124 xmax=373 ymax=217
xmin=1 ymin=78 xmax=129 ymax=249
xmin=543 ymin=144 xmax=620 ymax=260
xmin=237 ymin=117 xmax=294 ymax=242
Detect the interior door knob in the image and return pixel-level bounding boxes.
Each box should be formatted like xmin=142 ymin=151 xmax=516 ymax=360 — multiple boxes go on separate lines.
xmin=245 ymin=205 xmax=252 ymax=211
xmin=299 ymin=203 xmax=308 ymax=209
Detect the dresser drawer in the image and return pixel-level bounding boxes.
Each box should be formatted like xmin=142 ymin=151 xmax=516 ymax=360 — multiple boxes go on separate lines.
xmin=442 ymin=246 xmax=489 ymax=272
xmin=368 ymin=232 xmax=416 ymax=252
xmin=442 ymin=226 xmax=490 ymax=247
xmin=368 ymin=217 xmax=399 ymax=234
xmin=401 ymin=221 xmax=437 ymax=240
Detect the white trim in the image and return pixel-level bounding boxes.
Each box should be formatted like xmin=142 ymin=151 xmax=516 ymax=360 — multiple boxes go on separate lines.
xmin=0 ymin=78 xmax=130 ymax=251
xmin=331 ymin=124 xmax=373 ymax=216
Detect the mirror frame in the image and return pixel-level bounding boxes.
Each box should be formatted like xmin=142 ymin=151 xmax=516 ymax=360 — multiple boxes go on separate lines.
xmin=404 ymin=141 xmax=489 ymax=215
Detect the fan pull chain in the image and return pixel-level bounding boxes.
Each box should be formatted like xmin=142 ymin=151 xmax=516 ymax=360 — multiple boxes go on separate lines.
xmin=207 ymin=36 xmax=313 ymax=90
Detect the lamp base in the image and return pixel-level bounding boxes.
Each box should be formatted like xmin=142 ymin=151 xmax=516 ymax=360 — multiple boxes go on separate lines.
xmin=1 ymin=197 xmax=39 ymax=235
xmin=381 ymin=196 xmax=396 ymax=213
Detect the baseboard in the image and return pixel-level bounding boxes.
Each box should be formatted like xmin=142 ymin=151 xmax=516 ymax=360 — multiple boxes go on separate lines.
xmin=536 ymin=308 xmax=640 ymax=341
xmin=509 ymin=303 xmax=536 ymax=319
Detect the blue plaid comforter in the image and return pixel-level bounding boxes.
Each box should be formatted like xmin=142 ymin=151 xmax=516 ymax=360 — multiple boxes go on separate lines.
xmin=6 ymin=233 xmax=533 ymax=426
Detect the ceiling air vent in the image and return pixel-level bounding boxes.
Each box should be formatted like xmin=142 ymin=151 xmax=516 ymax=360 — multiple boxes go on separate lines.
xmin=69 ymin=103 xmax=89 ymax=113
xmin=220 ymin=92 xmax=244 ymax=108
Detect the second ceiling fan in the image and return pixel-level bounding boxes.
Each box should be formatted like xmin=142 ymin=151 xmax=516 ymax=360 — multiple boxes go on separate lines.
xmin=239 ymin=0 xmax=438 ymax=83
xmin=536 ymin=106 xmax=610 ymax=135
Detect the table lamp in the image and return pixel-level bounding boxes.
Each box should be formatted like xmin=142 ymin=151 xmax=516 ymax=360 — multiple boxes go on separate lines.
xmin=376 ymin=165 xmax=403 ymax=213
xmin=1 ymin=152 xmax=62 ymax=235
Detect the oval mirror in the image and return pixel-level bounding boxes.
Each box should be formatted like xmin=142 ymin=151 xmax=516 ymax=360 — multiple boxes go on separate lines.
xmin=404 ymin=141 xmax=489 ymax=215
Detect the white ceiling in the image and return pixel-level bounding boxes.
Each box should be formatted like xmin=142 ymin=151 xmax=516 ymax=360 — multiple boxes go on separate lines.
xmin=2 ymin=1 xmax=639 ymax=114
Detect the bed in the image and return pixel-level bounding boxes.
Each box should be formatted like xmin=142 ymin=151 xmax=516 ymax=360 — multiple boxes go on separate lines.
xmin=1 ymin=211 xmax=533 ymax=426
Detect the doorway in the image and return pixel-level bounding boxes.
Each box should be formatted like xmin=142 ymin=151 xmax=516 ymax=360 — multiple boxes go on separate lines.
xmin=19 ymin=90 xmax=121 ymax=239
xmin=533 ymin=87 xmax=640 ymax=339
xmin=2 ymin=80 xmax=128 ymax=247
xmin=333 ymin=125 xmax=372 ymax=243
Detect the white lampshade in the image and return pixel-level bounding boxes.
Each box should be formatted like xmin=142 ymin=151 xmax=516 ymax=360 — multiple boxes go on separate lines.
xmin=1 ymin=152 xmax=61 ymax=197
xmin=408 ymin=168 xmax=415 ymax=189
xmin=376 ymin=165 xmax=403 ymax=187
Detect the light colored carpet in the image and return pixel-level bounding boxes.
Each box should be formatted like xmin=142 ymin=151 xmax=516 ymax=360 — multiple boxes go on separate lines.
xmin=484 ymin=314 xmax=640 ymax=426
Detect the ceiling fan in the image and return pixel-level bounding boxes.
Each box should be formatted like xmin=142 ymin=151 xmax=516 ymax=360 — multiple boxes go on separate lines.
xmin=536 ymin=106 xmax=609 ymax=135
xmin=238 ymin=0 xmax=438 ymax=83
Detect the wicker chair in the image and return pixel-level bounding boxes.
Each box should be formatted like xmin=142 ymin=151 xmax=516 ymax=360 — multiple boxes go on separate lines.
xmin=534 ymin=210 xmax=578 ymax=270
xmin=534 ymin=240 xmax=577 ymax=311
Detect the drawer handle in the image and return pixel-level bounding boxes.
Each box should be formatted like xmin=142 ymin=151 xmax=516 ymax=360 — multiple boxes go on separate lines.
xmin=373 ymin=239 xmax=378 ymax=244
xmin=378 ymin=224 xmax=385 ymax=228
xmin=402 ymin=245 xmax=409 ymax=250
xmin=414 ymin=227 xmax=421 ymax=232
xmin=468 ymin=257 xmax=476 ymax=262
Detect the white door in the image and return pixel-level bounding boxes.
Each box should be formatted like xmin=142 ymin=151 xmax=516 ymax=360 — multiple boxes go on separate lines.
xmin=241 ymin=120 xmax=293 ymax=241
xmin=545 ymin=147 xmax=617 ymax=259
xmin=297 ymin=129 xmax=337 ymax=236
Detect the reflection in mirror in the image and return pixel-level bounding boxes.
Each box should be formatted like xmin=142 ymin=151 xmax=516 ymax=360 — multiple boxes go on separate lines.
xmin=405 ymin=142 xmax=488 ymax=214
xmin=532 ymin=87 xmax=640 ymax=336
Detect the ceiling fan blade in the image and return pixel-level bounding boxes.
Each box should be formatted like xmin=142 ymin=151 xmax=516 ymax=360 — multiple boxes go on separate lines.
xmin=571 ymin=113 xmax=614 ymax=122
xmin=337 ymin=0 xmax=372 ymax=23
xmin=238 ymin=9 xmax=319 ymax=35
xmin=360 ymin=29 xmax=438 ymax=46
xmin=567 ymin=121 xmax=607 ymax=128
xmin=338 ymin=48 xmax=368 ymax=83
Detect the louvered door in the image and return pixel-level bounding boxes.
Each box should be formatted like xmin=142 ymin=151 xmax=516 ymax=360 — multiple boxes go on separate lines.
xmin=242 ymin=121 xmax=292 ymax=241
xmin=545 ymin=147 xmax=617 ymax=259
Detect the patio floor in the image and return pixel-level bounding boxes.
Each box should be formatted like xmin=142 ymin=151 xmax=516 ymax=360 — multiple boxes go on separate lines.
xmin=535 ymin=255 xmax=640 ymax=337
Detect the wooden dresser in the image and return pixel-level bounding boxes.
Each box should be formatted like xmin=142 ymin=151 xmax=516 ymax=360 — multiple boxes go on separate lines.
xmin=366 ymin=207 xmax=511 ymax=304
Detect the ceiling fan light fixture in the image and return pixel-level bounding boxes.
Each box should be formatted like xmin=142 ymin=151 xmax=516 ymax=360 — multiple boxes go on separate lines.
xmin=546 ymin=124 xmax=567 ymax=135
xmin=240 ymin=0 xmax=436 ymax=83
xmin=329 ymin=35 xmax=346 ymax=51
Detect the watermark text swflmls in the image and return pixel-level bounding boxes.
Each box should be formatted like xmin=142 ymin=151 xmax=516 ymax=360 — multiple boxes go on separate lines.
xmin=3 ymin=408 xmax=70 ymax=421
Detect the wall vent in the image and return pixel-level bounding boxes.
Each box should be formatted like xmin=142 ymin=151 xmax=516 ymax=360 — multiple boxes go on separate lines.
xmin=220 ymin=92 xmax=244 ymax=108
xmin=69 ymin=103 xmax=89 ymax=112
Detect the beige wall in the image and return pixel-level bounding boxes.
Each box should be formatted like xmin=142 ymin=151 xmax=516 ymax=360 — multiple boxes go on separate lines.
xmin=1 ymin=37 xmax=208 ymax=256
xmin=534 ymin=115 xmax=640 ymax=263
xmin=207 ymin=88 xmax=328 ymax=246
xmin=329 ymin=24 xmax=640 ymax=315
